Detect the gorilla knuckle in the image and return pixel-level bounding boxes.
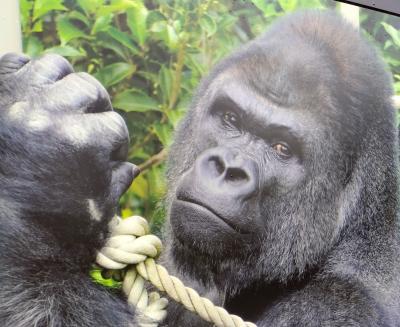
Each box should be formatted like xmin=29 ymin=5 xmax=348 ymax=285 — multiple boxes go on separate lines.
xmin=33 ymin=53 xmax=74 ymax=82
xmin=100 ymin=111 xmax=129 ymax=142
xmin=75 ymin=72 xmax=112 ymax=113
xmin=38 ymin=72 xmax=112 ymax=114
xmin=0 ymin=53 xmax=30 ymax=75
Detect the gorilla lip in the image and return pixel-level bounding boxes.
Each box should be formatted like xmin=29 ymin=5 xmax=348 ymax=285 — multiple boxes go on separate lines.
xmin=175 ymin=197 xmax=245 ymax=234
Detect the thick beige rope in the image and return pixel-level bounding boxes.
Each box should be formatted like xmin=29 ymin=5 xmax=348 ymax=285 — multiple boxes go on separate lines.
xmin=96 ymin=216 xmax=257 ymax=327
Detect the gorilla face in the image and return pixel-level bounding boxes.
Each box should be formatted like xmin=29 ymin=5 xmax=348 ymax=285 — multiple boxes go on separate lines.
xmin=171 ymin=79 xmax=340 ymax=267
xmin=167 ymin=13 xmax=380 ymax=284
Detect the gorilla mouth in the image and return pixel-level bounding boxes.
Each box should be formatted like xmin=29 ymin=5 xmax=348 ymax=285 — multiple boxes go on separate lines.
xmin=176 ymin=197 xmax=241 ymax=233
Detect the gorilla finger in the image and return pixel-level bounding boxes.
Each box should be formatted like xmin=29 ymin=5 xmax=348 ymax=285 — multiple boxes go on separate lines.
xmin=35 ymin=72 xmax=112 ymax=114
xmin=56 ymin=111 xmax=129 ymax=153
xmin=110 ymin=162 xmax=140 ymax=201
xmin=0 ymin=53 xmax=30 ymax=75
xmin=17 ymin=53 xmax=74 ymax=87
xmin=75 ymin=73 xmax=113 ymax=113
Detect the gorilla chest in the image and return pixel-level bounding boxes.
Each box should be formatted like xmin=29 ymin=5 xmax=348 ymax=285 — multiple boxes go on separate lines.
xmin=225 ymin=279 xmax=309 ymax=322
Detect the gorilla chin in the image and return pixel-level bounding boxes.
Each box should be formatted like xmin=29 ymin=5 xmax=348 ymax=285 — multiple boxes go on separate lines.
xmin=170 ymin=199 xmax=254 ymax=256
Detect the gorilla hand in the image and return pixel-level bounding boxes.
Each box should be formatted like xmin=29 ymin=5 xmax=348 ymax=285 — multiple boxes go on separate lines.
xmin=0 ymin=53 xmax=138 ymax=229
xmin=0 ymin=53 xmax=140 ymax=327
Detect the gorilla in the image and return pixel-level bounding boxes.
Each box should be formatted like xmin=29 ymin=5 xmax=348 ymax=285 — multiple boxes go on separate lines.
xmin=161 ymin=10 xmax=400 ymax=326
xmin=0 ymin=53 xmax=140 ymax=326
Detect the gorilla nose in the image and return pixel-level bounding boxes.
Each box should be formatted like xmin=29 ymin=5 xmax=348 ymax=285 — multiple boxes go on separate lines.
xmin=196 ymin=147 xmax=258 ymax=199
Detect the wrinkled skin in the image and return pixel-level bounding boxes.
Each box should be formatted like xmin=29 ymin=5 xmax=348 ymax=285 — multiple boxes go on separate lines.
xmin=0 ymin=53 xmax=139 ymax=326
xmin=162 ymin=10 xmax=400 ymax=327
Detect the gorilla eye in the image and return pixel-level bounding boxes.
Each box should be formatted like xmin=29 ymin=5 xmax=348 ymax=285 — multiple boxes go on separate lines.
xmin=221 ymin=110 xmax=240 ymax=128
xmin=272 ymin=142 xmax=292 ymax=159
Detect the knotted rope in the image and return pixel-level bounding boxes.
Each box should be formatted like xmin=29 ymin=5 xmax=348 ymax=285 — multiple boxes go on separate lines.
xmin=96 ymin=216 xmax=257 ymax=327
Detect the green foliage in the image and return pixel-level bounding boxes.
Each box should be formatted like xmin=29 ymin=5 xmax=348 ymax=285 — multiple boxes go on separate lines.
xmin=21 ymin=0 xmax=399 ymax=227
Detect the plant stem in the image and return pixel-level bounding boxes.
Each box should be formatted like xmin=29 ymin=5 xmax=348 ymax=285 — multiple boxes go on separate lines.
xmin=138 ymin=148 xmax=168 ymax=172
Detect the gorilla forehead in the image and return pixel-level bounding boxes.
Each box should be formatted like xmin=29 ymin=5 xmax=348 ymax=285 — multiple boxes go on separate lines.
xmin=201 ymin=10 xmax=392 ymax=121
xmin=204 ymin=38 xmax=335 ymax=114
xmin=243 ymin=44 xmax=332 ymax=109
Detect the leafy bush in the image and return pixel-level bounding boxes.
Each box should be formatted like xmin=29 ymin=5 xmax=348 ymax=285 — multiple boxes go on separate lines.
xmin=20 ymin=0 xmax=400 ymax=229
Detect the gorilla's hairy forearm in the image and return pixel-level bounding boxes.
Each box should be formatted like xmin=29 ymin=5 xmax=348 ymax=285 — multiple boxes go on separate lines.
xmin=0 ymin=217 xmax=135 ymax=327
xmin=0 ymin=53 xmax=138 ymax=326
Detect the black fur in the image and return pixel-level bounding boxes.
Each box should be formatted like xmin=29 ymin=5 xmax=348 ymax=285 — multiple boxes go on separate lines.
xmin=162 ymin=10 xmax=400 ymax=326
xmin=0 ymin=53 xmax=138 ymax=326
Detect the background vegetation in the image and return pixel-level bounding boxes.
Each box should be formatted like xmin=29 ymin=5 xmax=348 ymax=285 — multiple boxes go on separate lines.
xmin=20 ymin=0 xmax=400 ymax=231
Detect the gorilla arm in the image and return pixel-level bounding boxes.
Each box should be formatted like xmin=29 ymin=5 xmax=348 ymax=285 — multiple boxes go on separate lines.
xmin=0 ymin=53 xmax=139 ymax=326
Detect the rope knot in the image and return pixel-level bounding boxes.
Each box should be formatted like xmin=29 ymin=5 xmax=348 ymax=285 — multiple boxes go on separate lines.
xmin=97 ymin=215 xmax=257 ymax=327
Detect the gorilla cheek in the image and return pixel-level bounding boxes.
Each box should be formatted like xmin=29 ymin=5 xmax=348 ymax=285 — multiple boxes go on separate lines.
xmin=170 ymin=199 xmax=244 ymax=255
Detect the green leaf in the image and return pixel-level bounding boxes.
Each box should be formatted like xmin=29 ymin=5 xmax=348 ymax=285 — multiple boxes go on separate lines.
xmin=165 ymin=25 xmax=179 ymax=50
xmin=146 ymin=11 xmax=167 ymax=27
xmin=90 ymin=267 xmax=121 ymax=288
xmin=252 ymin=1 xmax=279 ymax=16
xmin=113 ymin=90 xmax=160 ymax=112
xmin=166 ymin=109 xmax=186 ymax=129
xmin=32 ymin=20 xmax=43 ymax=33
xmin=108 ymin=27 xmax=140 ymax=54
xmin=57 ymin=16 xmax=89 ymax=45
xmin=129 ymin=148 xmax=150 ymax=160
xmin=394 ymin=81 xmax=400 ymax=94
xmin=150 ymin=21 xmax=179 ymax=50
xmin=159 ymin=66 xmax=173 ymax=105
xmin=278 ymin=0 xmax=298 ymax=12
xmin=153 ymin=122 xmax=173 ymax=146
xmin=77 ymin=0 xmax=101 ymax=14
xmin=97 ymin=32 xmax=130 ymax=60
xmin=200 ymin=15 xmax=217 ymax=37
xmin=150 ymin=20 xmax=166 ymax=33
xmin=44 ymin=46 xmax=86 ymax=57
xmin=252 ymin=0 xmax=271 ymax=13
xmin=298 ymin=0 xmax=325 ymax=8
xmin=147 ymin=167 xmax=166 ymax=198
xmin=129 ymin=173 xmax=148 ymax=199
xmin=186 ymin=53 xmax=205 ymax=75
xmin=127 ymin=2 xmax=149 ymax=46
xmin=23 ymin=36 xmax=44 ymax=57
xmin=68 ymin=11 xmax=91 ymax=26
xmin=95 ymin=63 xmax=136 ymax=88
xmin=33 ymin=0 xmax=66 ymax=20
xmin=97 ymin=0 xmax=136 ymax=16
xmin=121 ymin=207 xmax=134 ymax=219
xmin=20 ymin=0 xmax=34 ymax=31
xmin=218 ymin=14 xmax=237 ymax=29
xmin=91 ymin=14 xmax=113 ymax=34
xmin=382 ymin=22 xmax=400 ymax=48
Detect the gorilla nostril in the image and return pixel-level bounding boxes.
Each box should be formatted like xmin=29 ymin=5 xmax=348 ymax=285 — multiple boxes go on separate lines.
xmin=110 ymin=141 xmax=129 ymax=162
xmin=209 ymin=156 xmax=225 ymax=175
xmin=225 ymin=167 xmax=249 ymax=183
